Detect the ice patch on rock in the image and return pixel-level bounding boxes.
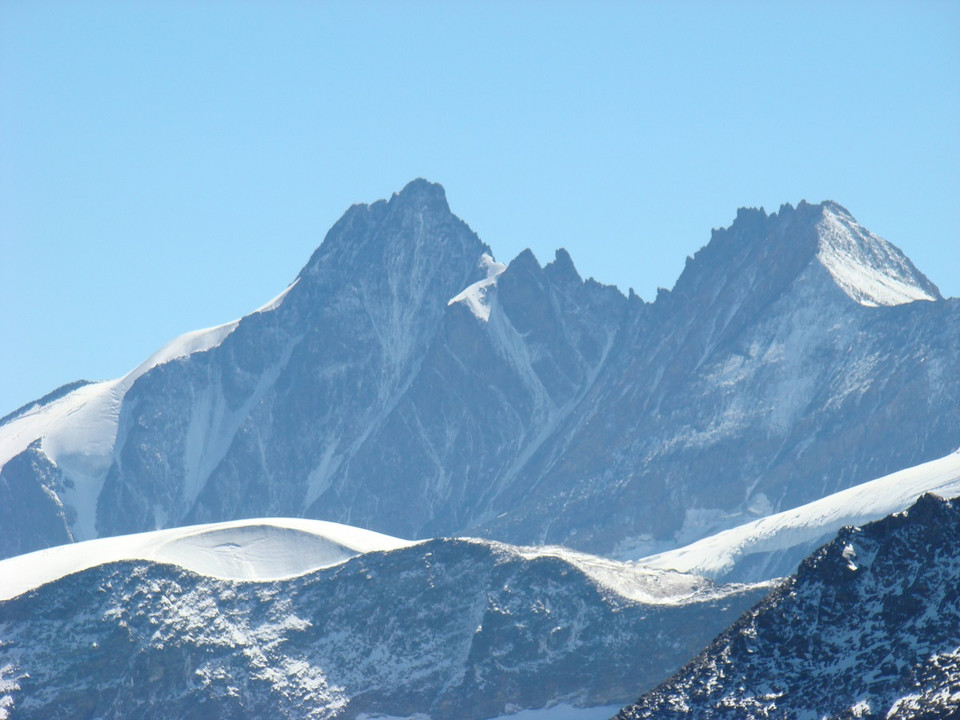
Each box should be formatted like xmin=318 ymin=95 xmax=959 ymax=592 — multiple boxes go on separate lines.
xmin=448 ymin=254 xmax=507 ymax=321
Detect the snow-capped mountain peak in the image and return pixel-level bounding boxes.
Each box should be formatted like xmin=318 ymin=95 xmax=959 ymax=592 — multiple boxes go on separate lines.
xmin=669 ymin=200 xmax=940 ymax=317
xmin=2 ymin=182 xmax=958 ymax=566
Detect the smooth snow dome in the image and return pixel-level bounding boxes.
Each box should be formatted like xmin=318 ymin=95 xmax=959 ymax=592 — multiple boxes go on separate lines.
xmin=0 ymin=517 xmax=413 ymax=601
xmin=448 ymin=253 xmax=507 ymax=321
xmin=638 ymin=448 xmax=960 ymax=579
xmin=816 ymin=204 xmax=939 ymax=307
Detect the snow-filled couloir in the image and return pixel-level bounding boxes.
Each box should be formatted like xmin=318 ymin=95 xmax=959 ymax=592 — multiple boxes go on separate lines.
xmin=447 ymin=253 xmax=507 ymax=321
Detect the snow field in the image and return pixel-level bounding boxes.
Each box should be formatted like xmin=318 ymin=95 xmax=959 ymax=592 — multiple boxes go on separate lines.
xmin=638 ymin=448 xmax=960 ymax=579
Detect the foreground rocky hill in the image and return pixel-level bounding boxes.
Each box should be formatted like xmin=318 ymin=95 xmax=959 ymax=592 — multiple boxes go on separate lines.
xmin=0 ymin=527 xmax=765 ymax=719
xmin=618 ymin=493 xmax=960 ymax=719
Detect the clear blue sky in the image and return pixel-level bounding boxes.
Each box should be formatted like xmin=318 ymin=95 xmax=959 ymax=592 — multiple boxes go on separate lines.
xmin=2 ymin=1 xmax=958 ymax=414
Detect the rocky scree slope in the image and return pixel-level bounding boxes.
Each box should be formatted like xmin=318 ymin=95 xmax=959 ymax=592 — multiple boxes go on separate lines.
xmin=1 ymin=181 xmax=957 ymax=559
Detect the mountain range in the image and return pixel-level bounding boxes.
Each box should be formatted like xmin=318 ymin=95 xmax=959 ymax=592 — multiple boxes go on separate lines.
xmin=2 ymin=179 xmax=957 ymax=563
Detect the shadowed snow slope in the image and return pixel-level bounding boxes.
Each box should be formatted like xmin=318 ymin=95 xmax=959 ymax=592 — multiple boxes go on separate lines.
xmin=638 ymin=448 xmax=960 ymax=583
xmin=0 ymin=518 xmax=412 ymax=600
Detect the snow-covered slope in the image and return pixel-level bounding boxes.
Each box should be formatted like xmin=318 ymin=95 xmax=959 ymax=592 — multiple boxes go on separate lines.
xmin=618 ymin=493 xmax=960 ymax=719
xmin=0 ymin=320 xmax=243 ymax=471
xmin=0 ymin=517 xmax=412 ymax=601
xmin=0 ymin=532 xmax=766 ymax=720
xmin=638 ymin=448 xmax=960 ymax=582
xmin=0 ymin=318 xmax=246 ymax=546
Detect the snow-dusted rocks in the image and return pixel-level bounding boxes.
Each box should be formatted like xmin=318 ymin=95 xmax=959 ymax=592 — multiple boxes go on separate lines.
xmin=1 ymin=181 xmax=958 ymax=561
xmin=617 ymin=493 xmax=960 ymax=719
xmin=0 ymin=530 xmax=766 ymax=720
xmin=480 ymin=200 xmax=960 ymax=555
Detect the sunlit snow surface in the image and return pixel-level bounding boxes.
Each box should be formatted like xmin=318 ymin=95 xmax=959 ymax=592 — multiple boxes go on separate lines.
xmin=816 ymin=204 xmax=938 ymax=307
xmin=0 ymin=517 xmax=755 ymax=608
xmin=0 ymin=517 xmax=413 ymax=601
xmin=639 ymin=448 xmax=960 ymax=580
xmin=510 ymin=543 xmax=744 ymax=605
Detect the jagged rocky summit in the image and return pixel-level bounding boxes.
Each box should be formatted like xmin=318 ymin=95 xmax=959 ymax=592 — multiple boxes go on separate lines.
xmin=0 ymin=525 xmax=766 ymax=719
xmin=1 ymin=180 xmax=958 ymax=560
xmin=617 ymin=493 xmax=960 ymax=719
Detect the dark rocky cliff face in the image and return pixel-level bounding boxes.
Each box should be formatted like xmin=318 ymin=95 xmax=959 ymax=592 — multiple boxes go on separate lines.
xmin=1 ymin=182 xmax=958 ymax=560
xmin=0 ymin=441 xmax=73 ymax=558
xmin=618 ymin=493 xmax=960 ymax=719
